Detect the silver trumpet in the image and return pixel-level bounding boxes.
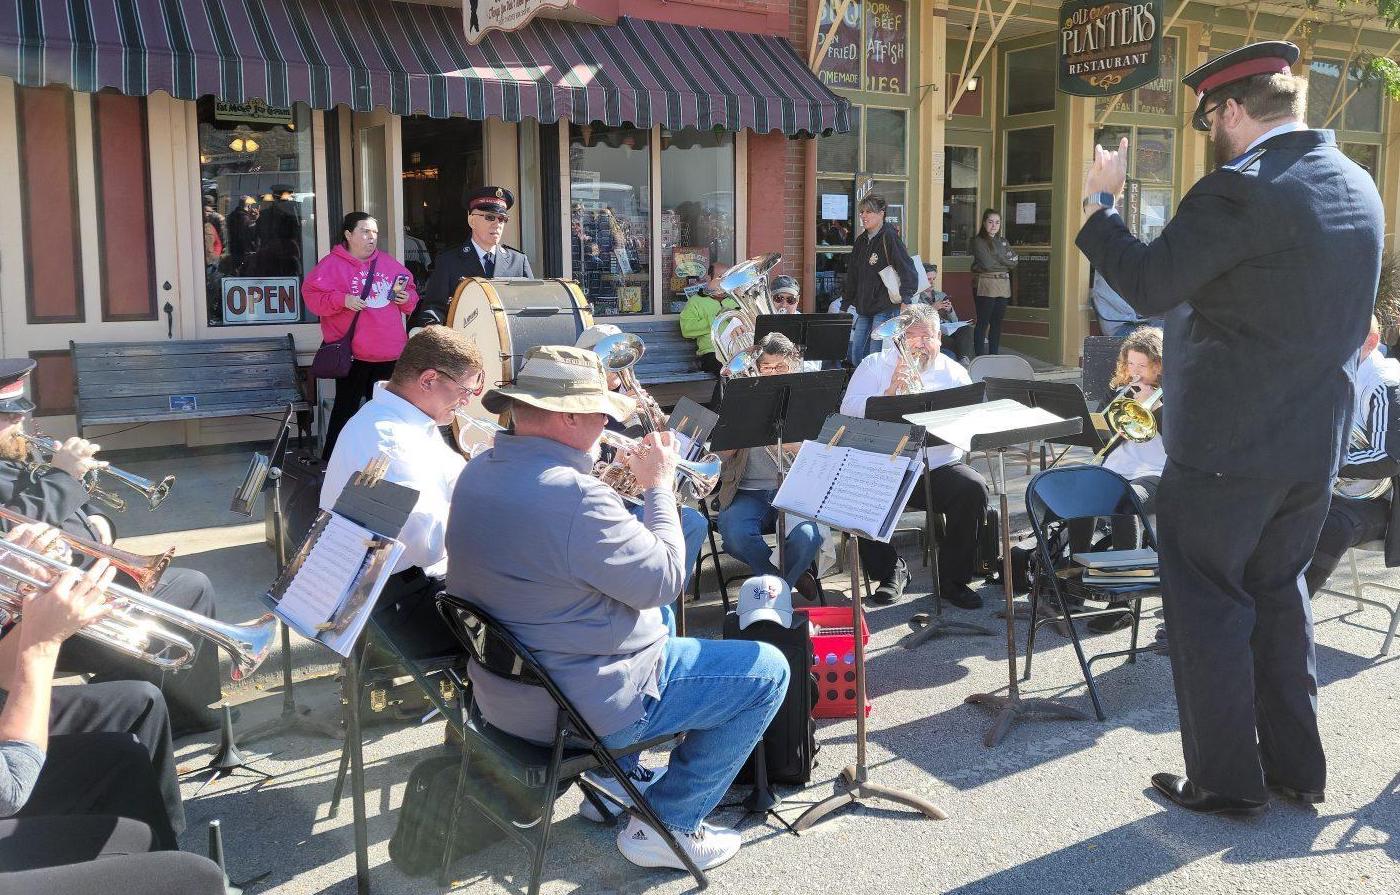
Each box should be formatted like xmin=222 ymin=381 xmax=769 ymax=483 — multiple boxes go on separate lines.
xmin=594 ymin=429 xmax=723 ymax=506
xmin=0 ymin=510 xmax=275 ymax=680
xmin=21 ymin=431 xmax=175 ymax=512
xmin=453 ymin=410 xmax=506 ymax=459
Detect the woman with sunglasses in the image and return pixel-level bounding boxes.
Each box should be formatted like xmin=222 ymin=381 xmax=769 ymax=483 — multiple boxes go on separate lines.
xmin=408 ymin=186 xmax=535 ymax=332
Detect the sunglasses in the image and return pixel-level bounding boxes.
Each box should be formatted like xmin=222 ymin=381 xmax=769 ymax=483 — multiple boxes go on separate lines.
xmin=772 ymin=294 xmax=799 ymax=305
xmin=472 ymin=211 xmax=510 ymax=224
xmin=1192 ymin=100 xmax=1224 ymax=133
xmin=435 ymin=369 xmax=485 ymax=397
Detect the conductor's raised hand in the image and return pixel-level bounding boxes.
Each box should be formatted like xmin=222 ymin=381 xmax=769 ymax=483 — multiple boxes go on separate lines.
xmin=1083 ymin=136 xmax=1129 ymax=208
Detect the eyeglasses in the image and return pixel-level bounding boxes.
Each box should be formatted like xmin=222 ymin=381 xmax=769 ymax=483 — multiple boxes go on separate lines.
xmin=435 ymin=369 xmax=485 ymax=397
xmin=772 ymin=295 xmax=799 ymax=305
xmin=1192 ymin=101 xmax=1224 ymax=132
xmin=471 ymin=211 xmax=510 ymax=224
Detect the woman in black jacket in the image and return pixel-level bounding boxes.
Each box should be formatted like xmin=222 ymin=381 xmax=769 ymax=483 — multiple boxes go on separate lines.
xmin=969 ymin=208 xmax=1018 ymax=355
xmin=844 ymin=195 xmax=919 ymax=365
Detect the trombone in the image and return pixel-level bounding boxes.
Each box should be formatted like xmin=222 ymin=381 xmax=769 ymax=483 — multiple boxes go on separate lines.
xmin=0 ymin=507 xmax=275 ymax=680
xmin=21 ymin=430 xmax=175 ymax=512
xmin=1092 ymin=385 xmax=1162 ymax=462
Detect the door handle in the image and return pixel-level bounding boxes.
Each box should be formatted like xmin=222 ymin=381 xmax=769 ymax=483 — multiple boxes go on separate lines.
xmin=163 ymin=301 xmax=174 ymax=339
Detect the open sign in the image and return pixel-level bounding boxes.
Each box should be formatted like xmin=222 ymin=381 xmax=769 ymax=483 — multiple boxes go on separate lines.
xmin=222 ymin=277 xmax=301 ymax=325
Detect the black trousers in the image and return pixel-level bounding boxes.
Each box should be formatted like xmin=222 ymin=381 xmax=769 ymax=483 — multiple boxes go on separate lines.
xmin=1304 ymin=493 xmax=1390 ymax=595
xmin=0 ymin=848 xmax=224 ymax=895
xmin=973 ymin=295 xmax=1009 ymax=355
xmin=0 ymin=814 xmax=154 ymax=871
xmin=323 ymin=358 xmax=398 ymax=460
xmin=942 ymin=325 xmax=975 ymax=362
xmin=59 ymin=567 xmax=222 ymax=737
xmin=1068 ymin=475 xmax=1160 ymax=552
xmin=859 ymin=462 xmax=988 ymax=586
xmin=1156 ymin=459 xmax=1330 ymax=802
xmin=40 ymin=680 xmax=183 ymax=843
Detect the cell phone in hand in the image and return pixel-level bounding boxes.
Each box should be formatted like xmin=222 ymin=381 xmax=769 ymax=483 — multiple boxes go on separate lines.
xmin=392 ymin=274 xmax=410 ymax=290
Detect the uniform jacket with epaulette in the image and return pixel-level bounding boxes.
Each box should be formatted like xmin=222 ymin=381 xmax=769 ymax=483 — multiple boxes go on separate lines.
xmin=1077 ymin=129 xmax=1383 ymax=482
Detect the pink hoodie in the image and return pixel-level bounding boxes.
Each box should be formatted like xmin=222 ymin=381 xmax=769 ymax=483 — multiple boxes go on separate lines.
xmin=303 ymin=245 xmax=420 ymax=363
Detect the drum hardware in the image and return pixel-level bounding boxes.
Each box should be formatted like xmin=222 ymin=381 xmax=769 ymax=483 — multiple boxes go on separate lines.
xmin=21 ymin=429 xmax=176 ymax=512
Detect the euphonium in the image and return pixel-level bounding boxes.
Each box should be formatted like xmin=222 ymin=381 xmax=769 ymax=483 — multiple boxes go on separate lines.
xmin=453 ymin=410 xmax=506 ymax=459
xmin=709 ymin=253 xmax=781 ymax=371
xmin=0 ymin=507 xmax=275 ymax=680
xmin=21 ymin=430 xmax=174 ymax=512
xmin=1334 ymin=426 xmax=1392 ymax=500
xmin=873 ymin=311 xmax=928 ymax=395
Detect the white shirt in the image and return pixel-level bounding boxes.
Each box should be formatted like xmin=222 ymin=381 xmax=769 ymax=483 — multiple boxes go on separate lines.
xmin=320 ymin=383 xmax=466 ymax=576
xmin=1103 ymin=435 xmax=1166 ymax=481
xmin=839 ymin=345 xmax=972 ymax=469
xmin=1244 ymin=120 xmax=1308 ymax=154
xmin=471 ymin=239 xmax=500 ymax=271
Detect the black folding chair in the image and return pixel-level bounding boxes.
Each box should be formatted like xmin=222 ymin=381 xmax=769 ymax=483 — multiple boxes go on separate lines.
xmin=1023 ymin=466 xmax=1162 ymax=721
xmin=435 ymin=593 xmax=708 ymax=893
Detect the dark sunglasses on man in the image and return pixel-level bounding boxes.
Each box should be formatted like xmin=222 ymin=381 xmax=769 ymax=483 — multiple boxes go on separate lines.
xmin=772 ymin=294 xmax=799 ymax=306
xmin=472 ymin=210 xmax=510 ymax=224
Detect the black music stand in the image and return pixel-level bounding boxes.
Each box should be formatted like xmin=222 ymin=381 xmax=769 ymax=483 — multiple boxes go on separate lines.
xmin=667 ymin=397 xmax=718 ymax=460
xmin=788 ymin=414 xmax=947 ymax=830
xmin=866 ymin=384 xmax=996 ymax=647
xmin=755 ymin=313 xmax=852 ymax=364
xmin=711 ymin=370 xmax=847 ymax=577
xmin=235 ymin=405 xmax=342 ymax=745
xmin=906 ymin=400 xmax=1088 ymax=747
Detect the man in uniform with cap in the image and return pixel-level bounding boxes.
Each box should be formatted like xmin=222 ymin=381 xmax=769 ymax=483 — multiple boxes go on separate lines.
xmin=446 ymin=345 xmax=788 ymax=872
xmin=1077 ymin=41 xmax=1382 ymax=814
xmin=409 ymin=186 xmax=534 ymax=331
xmin=0 ymin=360 xmax=226 ymax=737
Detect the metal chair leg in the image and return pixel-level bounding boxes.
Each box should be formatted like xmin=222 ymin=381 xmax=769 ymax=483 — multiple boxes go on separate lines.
xmin=1051 ymin=584 xmax=1107 ymax=721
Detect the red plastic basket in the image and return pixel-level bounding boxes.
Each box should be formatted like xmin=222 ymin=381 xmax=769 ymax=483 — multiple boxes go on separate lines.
xmin=806 ymin=605 xmax=871 ymax=719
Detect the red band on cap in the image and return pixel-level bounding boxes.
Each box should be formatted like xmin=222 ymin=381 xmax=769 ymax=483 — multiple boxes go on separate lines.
xmin=0 ymin=380 xmax=25 ymax=400
xmin=1197 ymin=57 xmax=1292 ymax=98
xmin=470 ymin=198 xmax=506 ymax=210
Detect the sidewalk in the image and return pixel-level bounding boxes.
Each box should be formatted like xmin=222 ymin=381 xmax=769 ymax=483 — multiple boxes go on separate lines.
xmin=94 ymin=392 xmax=1399 ymax=895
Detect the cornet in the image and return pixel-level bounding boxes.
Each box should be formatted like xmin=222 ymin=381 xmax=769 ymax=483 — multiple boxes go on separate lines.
xmin=0 ymin=507 xmax=275 ymax=679
xmin=453 ymin=410 xmax=505 ymax=459
xmin=21 ymin=430 xmax=175 ymax=512
xmin=594 ymin=430 xmax=723 ymax=506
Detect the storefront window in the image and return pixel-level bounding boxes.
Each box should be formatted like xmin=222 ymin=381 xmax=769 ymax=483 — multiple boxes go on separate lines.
xmin=198 ymin=99 xmax=317 ymax=327
xmin=1134 ymin=128 xmax=1175 ymax=183
xmin=873 ymin=181 xmax=908 ymax=237
xmin=1005 ymin=126 xmax=1054 ymax=185
xmin=865 ymin=108 xmax=907 ymax=175
xmin=401 ymin=117 xmax=484 ymax=283
xmin=1308 ymin=58 xmax=1384 ymax=132
xmin=661 ymin=129 xmax=735 ymax=315
xmin=818 ymin=110 xmax=861 ymax=172
xmin=1346 ymin=73 xmax=1383 ymax=133
xmin=817 ymin=178 xmax=856 ymax=248
xmin=1095 ymin=124 xmax=1177 ymax=233
xmin=1004 ymin=45 xmax=1057 ymax=116
xmin=1002 ymin=190 xmax=1052 ymax=248
xmin=943 ymin=146 xmax=979 ymax=257
xmin=569 ymin=124 xmax=652 ymax=317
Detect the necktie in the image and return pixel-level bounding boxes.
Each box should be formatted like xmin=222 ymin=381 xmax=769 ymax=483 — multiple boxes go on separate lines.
xmin=483 ymin=252 xmax=496 ymax=278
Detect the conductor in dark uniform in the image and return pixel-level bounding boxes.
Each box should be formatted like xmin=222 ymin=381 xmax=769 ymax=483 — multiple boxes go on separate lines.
xmin=1076 ymin=42 xmax=1383 ymax=815
xmin=408 ymin=186 xmax=534 ymax=331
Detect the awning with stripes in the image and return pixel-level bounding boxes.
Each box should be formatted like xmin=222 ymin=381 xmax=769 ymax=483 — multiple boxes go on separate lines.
xmin=1 ymin=0 xmax=850 ymax=136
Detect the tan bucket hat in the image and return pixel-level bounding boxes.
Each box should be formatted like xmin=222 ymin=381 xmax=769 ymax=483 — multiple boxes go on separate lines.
xmin=482 ymin=345 xmax=636 ymax=422
xmin=573 ymin=323 xmax=622 ymax=352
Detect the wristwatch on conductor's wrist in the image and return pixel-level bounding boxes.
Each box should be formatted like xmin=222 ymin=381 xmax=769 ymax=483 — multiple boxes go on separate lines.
xmin=1083 ymin=191 xmax=1116 ymax=212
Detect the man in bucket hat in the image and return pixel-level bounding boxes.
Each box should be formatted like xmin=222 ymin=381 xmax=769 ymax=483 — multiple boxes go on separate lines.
xmin=447 ymin=346 xmax=788 ymax=872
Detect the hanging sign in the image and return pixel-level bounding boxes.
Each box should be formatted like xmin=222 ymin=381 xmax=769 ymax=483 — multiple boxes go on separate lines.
xmin=464 ymin=0 xmax=603 ymax=45
xmin=1058 ymin=0 xmax=1161 ymax=97
xmin=214 ymin=99 xmax=293 ymax=126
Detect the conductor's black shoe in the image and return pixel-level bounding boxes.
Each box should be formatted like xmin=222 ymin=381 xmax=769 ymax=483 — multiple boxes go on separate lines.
xmin=1266 ymin=776 xmax=1325 ymax=805
xmin=870 ymin=561 xmax=910 ymax=604
xmin=942 ymin=583 xmax=983 ymax=610
xmin=1149 ymin=773 xmax=1268 ymax=816
xmin=794 ymin=570 xmax=823 ymax=603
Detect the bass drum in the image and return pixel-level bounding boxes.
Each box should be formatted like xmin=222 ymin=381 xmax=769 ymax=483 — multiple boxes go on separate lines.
xmin=446 ymin=277 xmax=593 ymax=454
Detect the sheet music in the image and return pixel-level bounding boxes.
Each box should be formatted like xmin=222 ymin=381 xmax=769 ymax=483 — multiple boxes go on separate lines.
xmin=774 ymin=440 xmax=918 ymax=541
xmin=908 ymin=399 xmax=1066 ymax=452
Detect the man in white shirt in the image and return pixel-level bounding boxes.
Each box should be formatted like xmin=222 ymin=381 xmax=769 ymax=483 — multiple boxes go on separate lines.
xmin=840 ymin=304 xmax=991 ymax=607
xmin=320 ymin=325 xmax=485 ymax=645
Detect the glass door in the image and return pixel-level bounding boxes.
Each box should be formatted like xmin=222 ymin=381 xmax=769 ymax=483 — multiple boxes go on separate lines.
xmin=352 ymin=109 xmax=398 ymax=256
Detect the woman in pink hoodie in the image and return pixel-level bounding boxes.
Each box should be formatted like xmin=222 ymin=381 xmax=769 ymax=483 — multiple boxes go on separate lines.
xmin=304 ymin=211 xmax=420 ymax=459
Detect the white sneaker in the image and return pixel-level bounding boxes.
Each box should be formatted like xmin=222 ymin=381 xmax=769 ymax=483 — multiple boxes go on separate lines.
xmin=578 ymin=763 xmax=665 ymax=823
xmin=616 ymin=817 xmax=742 ymax=871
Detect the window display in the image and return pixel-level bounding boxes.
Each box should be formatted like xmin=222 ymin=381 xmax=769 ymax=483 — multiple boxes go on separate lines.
xmin=661 ymin=129 xmax=735 ymax=314
xmin=569 ymin=124 xmax=652 ymax=317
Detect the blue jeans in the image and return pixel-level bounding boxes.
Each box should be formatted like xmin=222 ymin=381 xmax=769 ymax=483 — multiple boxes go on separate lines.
xmin=717 ymin=489 xmax=823 ymax=585
xmin=601 ymin=636 xmax=789 ymax=833
xmin=849 ymin=306 xmax=900 ymax=366
xmin=630 ymin=503 xmax=707 ymax=589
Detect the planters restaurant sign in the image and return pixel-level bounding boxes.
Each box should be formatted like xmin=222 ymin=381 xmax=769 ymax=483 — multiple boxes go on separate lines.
xmin=1058 ymin=0 xmax=1161 ymax=96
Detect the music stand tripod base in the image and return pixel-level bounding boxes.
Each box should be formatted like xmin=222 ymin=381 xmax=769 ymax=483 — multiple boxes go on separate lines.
xmin=906 ymin=600 xmax=996 ymax=648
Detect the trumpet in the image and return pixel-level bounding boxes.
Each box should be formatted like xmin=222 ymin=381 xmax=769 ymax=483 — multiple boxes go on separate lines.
xmin=0 ymin=508 xmax=275 ymax=680
xmin=0 ymin=504 xmax=172 ymax=593
xmin=21 ymin=431 xmax=175 ymax=512
xmin=873 ymin=311 xmax=928 ymax=395
xmin=593 ymin=332 xmax=720 ymax=502
xmin=593 ymin=430 xmax=723 ymax=506
xmin=453 ymin=410 xmax=506 ymax=459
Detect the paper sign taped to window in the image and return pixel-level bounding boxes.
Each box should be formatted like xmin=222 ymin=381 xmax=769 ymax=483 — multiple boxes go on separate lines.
xmin=821 ymin=193 xmax=850 ymax=220
xmin=1015 ymin=202 xmax=1037 ymax=225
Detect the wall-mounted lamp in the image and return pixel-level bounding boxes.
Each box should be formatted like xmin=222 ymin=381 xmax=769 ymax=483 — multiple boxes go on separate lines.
xmin=965 ymin=76 xmax=980 ymax=92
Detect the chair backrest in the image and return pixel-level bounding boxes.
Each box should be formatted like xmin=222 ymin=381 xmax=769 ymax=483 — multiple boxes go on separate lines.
xmin=1081 ymin=335 xmax=1125 ymax=406
xmin=967 ymin=354 xmax=1035 ymax=383
xmin=1024 ymin=466 xmax=1151 ymax=530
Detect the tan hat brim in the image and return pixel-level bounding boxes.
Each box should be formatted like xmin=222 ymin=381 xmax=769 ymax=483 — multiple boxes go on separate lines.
xmin=481 ymin=386 xmax=636 ymax=423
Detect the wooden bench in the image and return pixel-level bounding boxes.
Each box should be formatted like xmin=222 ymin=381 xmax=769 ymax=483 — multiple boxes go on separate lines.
xmin=613 ymin=320 xmax=716 ymax=409
xmin=70 ymin=335 xmax=309 ymax=434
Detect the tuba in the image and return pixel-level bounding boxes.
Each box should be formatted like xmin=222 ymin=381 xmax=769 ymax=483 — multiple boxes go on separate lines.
xmin=592 ymin=332 xmax=721 ymax=502
xmin=873 ymin=311 xmax=929 ymax=395
xmin=709 ymin=253 xmax=782 ymax=371
xmin=0 ymin=507 xmax=275 ymax=679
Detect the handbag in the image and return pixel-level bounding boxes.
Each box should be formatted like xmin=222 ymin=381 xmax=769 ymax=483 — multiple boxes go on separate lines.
xmin=877 ymin=230 xmax=907 ymax=304
xmin=310 ymin=257 xmax=379 ymax=379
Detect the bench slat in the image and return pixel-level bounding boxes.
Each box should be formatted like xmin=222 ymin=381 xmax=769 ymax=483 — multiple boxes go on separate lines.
xmin=74 ymin=349 xmax=294 ymax=373
xmin=72 ymin=338 xmax=295 ymax=356
xmin=76 ymin=363 xmax=297 ymax=389
xmin=77 ymin=376 xmax=299 ymax=401
xmin=81 ymin=402 xmax=309 ymax=426
xmin=80 ymin=387 xmax=304 ymax=414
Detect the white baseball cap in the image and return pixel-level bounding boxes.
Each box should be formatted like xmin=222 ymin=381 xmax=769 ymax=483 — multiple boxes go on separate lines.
xmin=737 ymin=575 xmax=794 ymax=629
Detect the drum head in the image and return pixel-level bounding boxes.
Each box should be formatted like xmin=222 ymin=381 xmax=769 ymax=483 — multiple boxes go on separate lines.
xmin=445 ymin=277 xmax=593 ymax=453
